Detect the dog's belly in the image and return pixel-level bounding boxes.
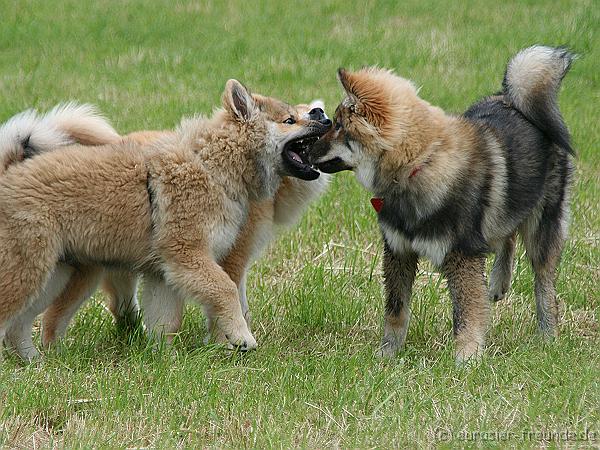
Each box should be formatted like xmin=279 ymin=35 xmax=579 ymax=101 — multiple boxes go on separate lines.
xmin=380 ymin=223 xmax=451 ymax=267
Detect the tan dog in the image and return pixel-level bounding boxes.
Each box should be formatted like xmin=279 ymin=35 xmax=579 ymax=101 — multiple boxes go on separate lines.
xmin=0 ymin=80 xmax=331 ymax=361
xmin=310 ymin=46 xmax=575 ymax=362
xmin=5 ymin=100 xmax=330 ymax=360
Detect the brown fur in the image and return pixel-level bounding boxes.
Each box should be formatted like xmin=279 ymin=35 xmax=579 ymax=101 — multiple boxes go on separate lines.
xmin=311 ymin=51 xmax=574 ymax=362
xmin=0 ymin=80 xmax=331 ymax=358
xmin=441 ymin=253 xmax=490 ymax=361
xmin=6 ymin=100 xmax=329 ymax=356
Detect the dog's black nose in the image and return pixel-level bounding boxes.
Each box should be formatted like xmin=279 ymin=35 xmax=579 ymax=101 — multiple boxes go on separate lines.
xmin=309 ymin=107 xmax=325 ymax=121
xmin=308 ymin=108 xmax=331 ymax=126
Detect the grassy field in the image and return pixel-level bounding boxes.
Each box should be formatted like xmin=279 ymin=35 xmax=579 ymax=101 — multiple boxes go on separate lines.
xmin=0 ymin=0 xmax=598 ymax=447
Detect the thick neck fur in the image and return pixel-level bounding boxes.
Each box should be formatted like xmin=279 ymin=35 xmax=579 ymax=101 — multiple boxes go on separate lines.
xmin=372 ymin=102 xmax=474 ymax=219
xmin=175 ymin=110 xmax=278 ymax=203
xmin=343 ymin=68 xmax=472 ymax=203
xmin=375 ymin=101 xmax=462 ymax=192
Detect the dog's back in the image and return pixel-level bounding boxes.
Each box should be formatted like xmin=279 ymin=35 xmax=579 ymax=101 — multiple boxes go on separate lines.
xmin=463 ymin=46 xmax=575 ymax=236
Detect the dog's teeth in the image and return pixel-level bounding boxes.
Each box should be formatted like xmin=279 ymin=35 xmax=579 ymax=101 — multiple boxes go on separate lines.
xmin=289 ymin=151 xmax=303 ymax=163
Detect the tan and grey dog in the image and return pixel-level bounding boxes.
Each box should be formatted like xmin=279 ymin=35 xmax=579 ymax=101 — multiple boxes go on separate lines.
xmin=0 ymin=80 xmax=331 ymax=360
xmin=309 ymin=46 xmax=575 ymax=361
xmin=3 ymin=99 xmax=330 ymax=361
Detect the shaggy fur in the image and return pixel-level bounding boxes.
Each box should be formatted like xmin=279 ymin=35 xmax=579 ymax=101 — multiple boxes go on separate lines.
xmin=310 ymin=45 xmax=575 ymax=362
xmin=35 ymin=101 xmax=329 ymax=356
xmin=0 ymin=80 xmax=331 ymax=361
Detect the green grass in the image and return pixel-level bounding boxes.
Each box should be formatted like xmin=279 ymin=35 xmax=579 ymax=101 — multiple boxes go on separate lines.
xmin=0 ymin=0 xmax=598 ymax=447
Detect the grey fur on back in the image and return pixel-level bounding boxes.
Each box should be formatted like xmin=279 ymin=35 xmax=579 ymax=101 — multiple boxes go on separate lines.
xmin=502 ymin=45 xmax=575 ymax=154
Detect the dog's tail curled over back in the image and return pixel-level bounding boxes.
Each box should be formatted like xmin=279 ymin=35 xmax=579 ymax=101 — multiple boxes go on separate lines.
xmin=42 ymin=102 xmax=120 ymax=146
xmin=0 ymin=103 xmax=120 ymax=174
xmin=502 ymin=45 xmax=576 ymax=154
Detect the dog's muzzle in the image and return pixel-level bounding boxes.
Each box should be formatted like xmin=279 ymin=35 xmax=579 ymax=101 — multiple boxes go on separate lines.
xmin=315 ymin=157 xmax=352 ymax=173
xmin=307 ymin=134 xmax=353 ymax=174
xmin=281 ymin=117 xmax=332 ymax=181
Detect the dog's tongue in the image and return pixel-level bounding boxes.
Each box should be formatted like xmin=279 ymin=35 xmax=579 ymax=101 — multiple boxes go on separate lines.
xmin=289 ymin=151 xmax=303 ymax=163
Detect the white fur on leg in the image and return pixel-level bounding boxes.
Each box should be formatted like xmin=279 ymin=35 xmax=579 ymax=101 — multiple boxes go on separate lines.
xmin=6 ymin=263 xmax=74 ymax=361
xmin=141 ymin=275 xmax=184 ymax=344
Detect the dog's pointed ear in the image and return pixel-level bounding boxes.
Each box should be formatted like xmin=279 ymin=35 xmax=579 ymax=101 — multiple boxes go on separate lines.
xmin=337 ymin=68 xmax=352 ymax=93
xmin=223 ymin=79 xmax=258 ymax=122
xmin=337 ymin=68 xmax=360 ymax=109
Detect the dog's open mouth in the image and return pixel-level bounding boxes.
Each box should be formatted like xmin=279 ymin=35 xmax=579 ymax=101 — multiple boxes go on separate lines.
xmin=282 ymin=134 xmax=322 ymax=181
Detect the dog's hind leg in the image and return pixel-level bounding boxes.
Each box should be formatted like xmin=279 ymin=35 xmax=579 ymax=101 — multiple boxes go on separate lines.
xmin=488 ymin=232 xmax=517 ymax=301
xmin=6 ymin=263 xmax=75 ymax=360
xmin=532 ymin=251 xmax=561 ymax=340
xmin=102 ymin=270 xmax=140 ymax=330
xmin=41 ymin=266 xmax=103 ymax=348
xmin=0 ymin=235 xmax=59 ymax=363
xmin=521 ymin=211 xmax=567 ymax=340
xmin=0 ymin=322 xmax=6 ymax=362
xmin=379 ymin=244 xmax=418 ymax=358
xmin=520 ymin=154 xmax=572 ymax=340
xmin=442 ymin=252 xmax=490 ymax=363
xmin=141 ymin=274 xmax=184 ymax=344
xmin=238 ymin=272 xmax=250 ymax=325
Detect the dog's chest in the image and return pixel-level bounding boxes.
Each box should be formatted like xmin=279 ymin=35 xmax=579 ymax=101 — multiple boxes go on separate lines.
xmin=380 ymin=222 xmax=451 ymax=267
xmin=209 ymin=198 xmax=247 ymax=262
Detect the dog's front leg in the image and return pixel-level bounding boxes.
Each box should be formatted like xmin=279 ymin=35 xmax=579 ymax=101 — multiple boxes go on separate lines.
xmin=163 ymin=251 xmax=256 ymax=350
xmin=442 ymin=252 xmax=490 ymax=363
xmin=220 ymin=232 xmax=254 ymax=328
xmin=379 ymin=243 xmax=418 ymax=358
xmin=220 ymin=201 xmax=272 ymax=329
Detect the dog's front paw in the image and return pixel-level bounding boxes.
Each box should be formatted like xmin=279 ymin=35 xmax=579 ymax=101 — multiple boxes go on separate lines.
xmin=488 ymin=279 xmax=509 ymax=302
xmin=455 ymin=340 xmax=484 ymax=365
xmin=377 ymin=335 xmax=402 ymax=358
xmin=207 ymin=319 xmax=257 ymax=351
xmin=5 ymin=335 xmax=40 ymax=363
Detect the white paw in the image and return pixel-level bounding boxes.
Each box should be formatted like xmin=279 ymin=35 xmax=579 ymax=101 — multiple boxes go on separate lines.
xmin=225 ymin=326 xmax=257 ymax=351
xmin=16 ymin=346 xmax=40 ymax=363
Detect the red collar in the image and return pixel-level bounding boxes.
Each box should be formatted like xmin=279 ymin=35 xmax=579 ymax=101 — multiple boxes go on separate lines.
xmin=409 ymin=164 xmax=422 ymax=178
xmin=370 ymin=197 xmax=384 ymax=213
xmin=370 ymin=165 xmax=422 ymax=213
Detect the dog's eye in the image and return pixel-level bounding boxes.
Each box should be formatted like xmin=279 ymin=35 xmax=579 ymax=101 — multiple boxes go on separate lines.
xmin=283 ymin=117 xmax=296 ymax=125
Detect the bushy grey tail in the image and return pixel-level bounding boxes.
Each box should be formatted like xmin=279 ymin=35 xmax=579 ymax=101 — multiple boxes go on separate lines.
xmin=502 ymin=45 xmax=575 ymax=154
xmin=0 ymin=103 xmax=120 ymax=174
